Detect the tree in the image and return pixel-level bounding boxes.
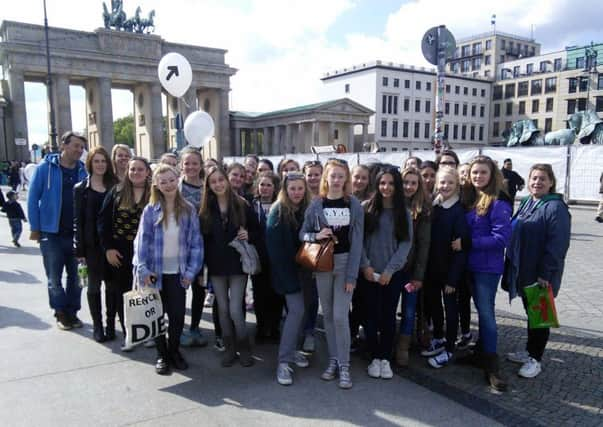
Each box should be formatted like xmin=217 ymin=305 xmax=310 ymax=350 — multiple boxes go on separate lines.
xmin=113 ymin=114 xmax=134 ymax=147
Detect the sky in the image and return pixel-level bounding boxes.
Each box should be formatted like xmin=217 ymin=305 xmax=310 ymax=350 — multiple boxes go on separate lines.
xmin=2 ymin=0 xmax=602 ymax=146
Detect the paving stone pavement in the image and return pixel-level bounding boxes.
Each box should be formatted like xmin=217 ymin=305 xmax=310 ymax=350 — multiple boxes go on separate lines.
xmin=390 ymin=206 xmax=603 ymax=427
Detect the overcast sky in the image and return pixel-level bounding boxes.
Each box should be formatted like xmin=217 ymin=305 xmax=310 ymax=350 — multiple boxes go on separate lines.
xmin=2 ymin=0 xmax=602 ymax=146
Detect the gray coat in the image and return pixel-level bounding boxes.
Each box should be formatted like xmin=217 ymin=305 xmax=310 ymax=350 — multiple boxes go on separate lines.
xmin=299 ymin=196 xmax=364 ymax=285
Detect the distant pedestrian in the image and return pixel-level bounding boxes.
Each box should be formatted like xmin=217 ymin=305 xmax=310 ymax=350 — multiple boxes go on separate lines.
xmin=8 ymin=162 xmax=20 ymax=192
xmin=501 ymin=158 xmax=525 ymax=201
xmin=2 ymin=190 xmax=27 ymax=247
xmin=596 ymin=172 xmax=603 ymax=223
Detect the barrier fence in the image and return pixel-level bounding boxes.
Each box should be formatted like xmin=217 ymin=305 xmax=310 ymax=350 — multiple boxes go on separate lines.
xmin=224 ymin=145 xmax=603 ymax=203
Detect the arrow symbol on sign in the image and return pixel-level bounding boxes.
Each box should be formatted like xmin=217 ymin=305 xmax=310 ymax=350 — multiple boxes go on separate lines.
xmin=166 ymin=66 xmax=179 ymax=81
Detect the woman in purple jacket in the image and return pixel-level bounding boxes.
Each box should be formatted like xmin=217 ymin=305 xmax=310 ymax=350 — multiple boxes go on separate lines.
xmin=461 ymin=156 xmax=512 ymax=391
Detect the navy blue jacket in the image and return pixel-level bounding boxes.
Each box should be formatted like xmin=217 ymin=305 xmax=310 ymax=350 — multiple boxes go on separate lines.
xmin=503 ymin=194 xmax=571 ymax=300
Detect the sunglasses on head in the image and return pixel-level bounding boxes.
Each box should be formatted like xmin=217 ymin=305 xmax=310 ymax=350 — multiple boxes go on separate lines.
xmin=327 ymin=157 xmax=348 ymax=166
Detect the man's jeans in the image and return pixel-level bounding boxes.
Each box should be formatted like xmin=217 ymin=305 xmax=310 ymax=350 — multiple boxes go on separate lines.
xmin=39 ymin=232 xmax=81 ymax=316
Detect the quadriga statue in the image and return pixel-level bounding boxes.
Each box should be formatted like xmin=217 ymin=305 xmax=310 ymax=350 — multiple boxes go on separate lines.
xmin=568 ymin=110 xmax=603 ymax=144
xmin=505 ymin=119 xmax=543 ymax=146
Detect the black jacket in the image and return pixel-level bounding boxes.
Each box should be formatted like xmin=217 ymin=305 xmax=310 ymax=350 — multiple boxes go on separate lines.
xmin=2 ymin=200 xmax=26 ymax=220
xmin=74 ymin=178 xmax=108 ymax=258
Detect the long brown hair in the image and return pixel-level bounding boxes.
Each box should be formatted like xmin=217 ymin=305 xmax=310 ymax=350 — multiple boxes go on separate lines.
xmin=254 ymin=170 xmax=280 ymax=201
xmin=116 ymin=156 xmax=151 ymax=209
xmin=273 ymin=172 xmax=311 ymax=227
xmin=200 ymin=166 xmax=246 ymax=233
xmin=401 ymin=167 xmax=430 ymax=220
xmin=463 ymin=156 xmax=506 ymax=216
xmin=150 ymin=165 xmax=192 ymax=228
xmin=85 ymin=146 xmax=117 ymax=190
xmin=319 ymin=159 xmax=352 ymax=199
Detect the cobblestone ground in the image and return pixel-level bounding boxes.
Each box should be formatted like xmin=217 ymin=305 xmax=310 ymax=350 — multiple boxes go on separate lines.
xmin=389 ymin=206 xmax=603 ymax=427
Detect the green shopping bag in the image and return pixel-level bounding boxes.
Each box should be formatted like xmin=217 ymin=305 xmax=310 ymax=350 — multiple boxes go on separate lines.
xmin=524 ymin=283 xmax=560 ymax=329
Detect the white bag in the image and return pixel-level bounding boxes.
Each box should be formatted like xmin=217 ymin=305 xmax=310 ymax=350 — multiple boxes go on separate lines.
xmin=123 ymin=280 xmax=166 ymax=348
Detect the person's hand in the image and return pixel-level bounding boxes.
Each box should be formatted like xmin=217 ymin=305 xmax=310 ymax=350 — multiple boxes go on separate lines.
xmin=143 ymin=273 xmax=157 ymax=286
xmin=237 ymin=227 xmax=248 ymax=241
xmin=29 ymin=231 xmax=40 ymax=242
xmin=536 ymin=277 xmax=551 ymax=288
xmin=379 ymin=272 xmax=392 ymax=286
xmin=106 ymin=249 xmax=123 ymax=267
xmin=444 ymin=285 xmax=456 ymax=294
xmin=451 ymin=238 xmax=462 ymax=252
xmin=363 ymin=266 xmax=375 ymax=282
xmin=316 ymin=228 xmax=333 ymax=240
xmin=412 ymin=280 xmax=423 ymax=290
xmin=344 ymin=282 xmax=355 ymax=293
xmin=181 ymin=277 xmax=192 ymax=288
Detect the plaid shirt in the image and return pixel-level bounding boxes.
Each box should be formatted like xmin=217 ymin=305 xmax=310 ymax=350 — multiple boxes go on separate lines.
xmin=133 ymin=202 xmax=203 ymax=290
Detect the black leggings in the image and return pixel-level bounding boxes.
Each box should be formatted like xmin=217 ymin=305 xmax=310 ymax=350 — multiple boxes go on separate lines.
xmin=457 ymin=270 xmax=472 ymax=335
xmin=426 ymin=279 xmax=459 ymax=353
xmin=252 ymin=269 xmax=283 ymax=335
xmin=189 ymin=272 xmax=206 ymax=332
xmin=521 ymin=296 xmax=550 ymax=361
xmin=155 ymin=274 xmax=186 ymax=351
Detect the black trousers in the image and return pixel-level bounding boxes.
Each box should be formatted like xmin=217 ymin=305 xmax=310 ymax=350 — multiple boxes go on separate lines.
xmin=189 ymin=272 xmax=206 ymax=331
xmin=457 ymin=270 xmax=472 ymax=334
xmin=426 ymin=279 xmax=459 ymax=353
xmin=105 ymin=244 xmax=134 ymax=332
xmin=349 ymin=274 xmax=366 ymax=338
xmin=521 ymin=295 xmax=550 ymax=361
xmin=252 ymin=268 xmax=283 ymax=335
xmin=155 ymin=274 xmax=186 ymax=351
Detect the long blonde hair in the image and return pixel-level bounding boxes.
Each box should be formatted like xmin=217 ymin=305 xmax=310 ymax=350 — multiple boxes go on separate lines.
xmin=463 ymin=156 xmax=507 ymax=216
xmin=319 ymin=159 xmax=352 ymax=199
xmin=150 ymin=164 xmax=192 ymax=228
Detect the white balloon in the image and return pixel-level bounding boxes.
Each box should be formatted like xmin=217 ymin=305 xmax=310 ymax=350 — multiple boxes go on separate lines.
xmin=158 ymin=52 xmax=193 ymax=98
xmin=184 ymin=111 xmax=215 ymax=148
xmin=24 ymin=163 xmax=37 ymax=181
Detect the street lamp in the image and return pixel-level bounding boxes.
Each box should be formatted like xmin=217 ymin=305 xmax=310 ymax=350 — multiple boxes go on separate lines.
xmin=43 ymin=0 xmax=58 ymax=152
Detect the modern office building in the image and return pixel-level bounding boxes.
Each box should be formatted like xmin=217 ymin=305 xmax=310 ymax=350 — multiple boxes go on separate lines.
xmin=321 ymin=60 xmax=491 ymax=151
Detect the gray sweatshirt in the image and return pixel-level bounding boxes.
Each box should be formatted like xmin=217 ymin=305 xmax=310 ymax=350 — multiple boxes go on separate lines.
xmin=360 ymin=207 xmax=413 ymax=276
xmin=299 ymin=196 xmax=364 ymax=285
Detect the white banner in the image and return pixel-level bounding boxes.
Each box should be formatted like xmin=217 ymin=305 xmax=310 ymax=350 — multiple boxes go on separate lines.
xmin=569 ymin=145 xmax=603 ymax=202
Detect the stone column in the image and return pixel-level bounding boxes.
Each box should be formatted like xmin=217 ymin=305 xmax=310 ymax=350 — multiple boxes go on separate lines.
xmin=97 ymin=77 xmax=114 ymax=151
xmin=362 ymin=123 xmax=368 ymax=145
xmin=218 ymin=88 xmax=230 ymax=159
xmin=347 ymin=124 xmax=355 ymax=152
xmin=234 ymin=127 xmax=241 ymax=155
xmin=285 ymin=124 xmax=293 ymax=153
xmin=150 ymin=83 xmax=164 ymax=158
xmin=51 ymin=75 xmax=72 ymax=141
xmin=329 ymin=122 xmax=336 ymax=145
xmin=312 ymin=122 xmax=319 ymax=147
xmin=7 ymin=70 xmax=29 ymax=160
xmin=263 ymin=127 xmax=270 ymax=154
xmin=273 ymin=126 xmax=281 ymax=154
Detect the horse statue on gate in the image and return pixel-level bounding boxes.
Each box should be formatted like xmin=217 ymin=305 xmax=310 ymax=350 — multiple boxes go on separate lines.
xmin=568 ymin=110 xmax=603 ymax=144
xmin=102 ymin=0 xmax=155 ymax=33
xmin=505 ymin=119 xmax=543 ymax=146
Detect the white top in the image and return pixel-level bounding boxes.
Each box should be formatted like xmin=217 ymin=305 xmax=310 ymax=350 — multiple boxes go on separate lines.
xmin=162 ymin=213 xmax=180 ymax=274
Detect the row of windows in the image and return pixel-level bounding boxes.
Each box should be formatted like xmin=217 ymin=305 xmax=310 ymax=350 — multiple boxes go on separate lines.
xmin=445 ymin=85 xmax=487 ymax=97
xmin=493 ymin=118 xmax=553 ymax=136
xmin=444 ymin=102 xmax=486 ymax=117
xmin=504 ymin=58 xmax=563 ymax=79
xmin=493 ymin=98 xmax=555 ymax=116
xmin=493 ymin=77 xmax=557 ymax=100
xmin=382 ymin=77 xmax=432 ymax=91
xmin=566 ymin=98 xmax=603 ymax=114
xmin=381 ymin=95 xmax=433 ymax=114
xmin=380 ymin=119 xmax=485 ymax=141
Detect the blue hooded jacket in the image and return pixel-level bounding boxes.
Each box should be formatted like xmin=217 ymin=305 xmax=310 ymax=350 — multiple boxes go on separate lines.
xmin=27 ymin=153 xmax=87 ymax=234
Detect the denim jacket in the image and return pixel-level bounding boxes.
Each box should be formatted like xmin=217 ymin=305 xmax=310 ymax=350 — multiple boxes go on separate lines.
xmin=133 ymin=202 xmax=203 ymax=290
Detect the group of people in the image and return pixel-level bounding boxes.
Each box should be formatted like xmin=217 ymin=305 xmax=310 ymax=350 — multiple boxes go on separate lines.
xmin=26 ymin=131 xmax=571 ymax=392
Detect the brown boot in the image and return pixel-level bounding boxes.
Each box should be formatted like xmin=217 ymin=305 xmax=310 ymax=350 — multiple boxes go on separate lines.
xmin=484 ymin=353 xmax=507 ymax=392
xmin=395 ymin=335 xmax=411 ymax=367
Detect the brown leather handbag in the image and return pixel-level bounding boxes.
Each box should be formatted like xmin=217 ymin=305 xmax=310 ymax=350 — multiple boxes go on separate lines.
xmin=295 ymin=237 xmax=336 ymax=272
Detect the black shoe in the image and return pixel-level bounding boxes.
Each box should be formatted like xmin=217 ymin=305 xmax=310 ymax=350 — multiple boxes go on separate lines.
xmin=69 ymin=315 xmax=83 ymax=328
xmin=170 ymin=349 xmax=189 ymax=370
xmin=12 ymin=240 xmax=20 ymax=247
xmin=596 ymin=217 xmax=603 ymax=223
xmin=155 ymin=357 xmax=170 ymax=375
xmin=105 ymin=323 xmax=116 ymax=341
xmin=93 ymin=326 xmax=106 ymax=343
xmin=55 ymin=311 xmax=73 ymax=330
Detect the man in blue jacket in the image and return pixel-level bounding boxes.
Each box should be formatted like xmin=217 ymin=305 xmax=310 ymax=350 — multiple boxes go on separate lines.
xmin=28 ymin=132 xmax=88 ymax=330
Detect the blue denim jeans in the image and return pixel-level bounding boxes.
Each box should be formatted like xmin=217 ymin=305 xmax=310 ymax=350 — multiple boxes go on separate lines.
xmin=398 ymin=280 xmax=418 ymax=336
xmin=471 ymin=272 xmax=501 ymax=354
xmin=39 ymin=232 xmax=81 ymax=316
xmin=8 ymin=218 xmax=22 ymax=242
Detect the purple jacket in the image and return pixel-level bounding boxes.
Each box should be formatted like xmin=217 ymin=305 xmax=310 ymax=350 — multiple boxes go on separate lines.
xmin=465 ymin=199 xmax=512 ymax=274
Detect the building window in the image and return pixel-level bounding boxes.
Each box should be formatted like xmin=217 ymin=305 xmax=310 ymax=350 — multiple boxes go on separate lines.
xmin=554 ymin=58 xmax=562 ymax=71
xmin=598 ymin=74 xmax=603 ymax=90
xmin=519 ymin=101 xmax=526 ymax=114
xmin=446 ymin=84 xmax=451 ymax=93
xmin=494 ymin=103 xmax=501 ymax=117
xmin=501 ymin=39 xmax=506 ymax=49
xmin=526 ymin=63 xmax=533 ymax=75
xmin=506 ymin=102 xmax=513 ymax=115
xmin=416 ymin=81 xmax=421 ymax=90
xmin=344 ymin=83 xmax=350 ymax=93
xmin=455 ymin=85 xmax=460 ymax=94
xmin=596 ymin=96 xmax=603 ymax=113
xmin=403 ymin=121 xmax=409 ymax=137
xmin=463 ymin=87 xmax=469 ymax=95
xmin=381 ymin=120 xmax=387 ymax=137
xmin=392 ymin=120 xmax=399 ymax=137
xmin=505 ymin=121 xmax=512 ymax=134
xmin=472 ymin=42 xmax=482 ymax=55
xmin=444 ymin=124 xmax=449 ymax=139
xmin=532 ymin=99 xmax=539 ymax=113
xmin=539 ymin=61 xmax=548 ymax=72
xmin=473 ymin=57 xmax=481 ymax=70
xmin=545 ymin=77 xmax=557 ymax=93
xmin=505 ymin=83 xmax=515 ymax=99
xmin=424 ymin=123 xmax=430 ymax=139
xmin=414 ymin=122 xmax=420 ymax=138
xmin=569 ymin=78 xmax=577 ymax=93
xmin=445 ymin=102 xmax=450 ymax=114
xmin=579 ymin=77 xmax=589 ymax=92
xmin=462 ymin=104 xmax=468 ymax=116
xmin=453 ymin=124 xmax=458 ymax=139
xmin=480 ymin=105 xmax=485 ymax=117
xmin=383 ymin=77 xmax=389 ymax=86
xmin=404 ymin=98 xmax=410 ymax=112
xmin=393 ymin=78 xmax=399 ymax=88
xmin=513 ymin=66 xmax=520 ymax=78
xmin=425 ymin=100 xmax=431 ymax=113
xmin=472 ymin=88 xmax=477 ymax=97
xmin=334 ymin=129 xmax=339 ymax=139
xmin=485 ymin=39 xmax=492 ymax=50
xmin=576 ymin=57 xmax=585 ymax=69
xmin=531 ymin=79 xmax=542 ymax=95
xmin=546 ymin=97 xmax=554 ymax=112
xmin=388 ymin=95 xmax=393 ymax=114
xmin=404 ymin=79 xmax=410 ymax=89
xmin=461 ymin=125 xmax=467 ymax=140
xmin=485 ymin=70 xmax=491 ymax=77
xmin=500 ymin=54 xmax=505 ymax=63
xmin=567 ymin=99 xmax=576 ymax=114
xmin=382 ymin=95 xmax=387 ymax=114
xmin=518 ymin=81 xmax=529 ymax=97
xmin=426 ymin=82 xmax=432 ymax=91
xmin=493 ymin=122 xmax=500 ymax=137
xmin=454 ymin=103 xmax=459 ymax=115
xmin=578 ymin=98 xmax=587 ymax=111
xmin=470 ymin=125 xmax=475 ymax=140
xmin=461 ymin=45 xmax=470 ymax=56
xmin=485 ymin=55 xmax=491 ymax=65
xmin=471 ymin=104 xmax=476 ymax=116
xmin=415 ymin=100 xmax=421 ymax=112
xmin=479 ymin=125 xmax=484 ymax=141
xmin=481 ymin=88 xmax=486 ymax=97
xmin=533 ymin=119 xmax=539 ymax=129
xmin=545 ymin=118 xmax=553 ymax=133
xmin=393 ymin=96 xmax=398 ymax=114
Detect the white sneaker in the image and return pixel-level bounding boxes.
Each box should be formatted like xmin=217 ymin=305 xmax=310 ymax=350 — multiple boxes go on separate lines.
xmin=380 ymin=359 xmax=393 ymax=379
xmin=294 ymin=351 xmax=309 ymax=368
xmin=367 ymin=359 xmax=381 ymax=378
xmin=518 ymin=357 xmax=542 ymax=378
xmin=507 ymin=350 xmax=530 ymax=364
